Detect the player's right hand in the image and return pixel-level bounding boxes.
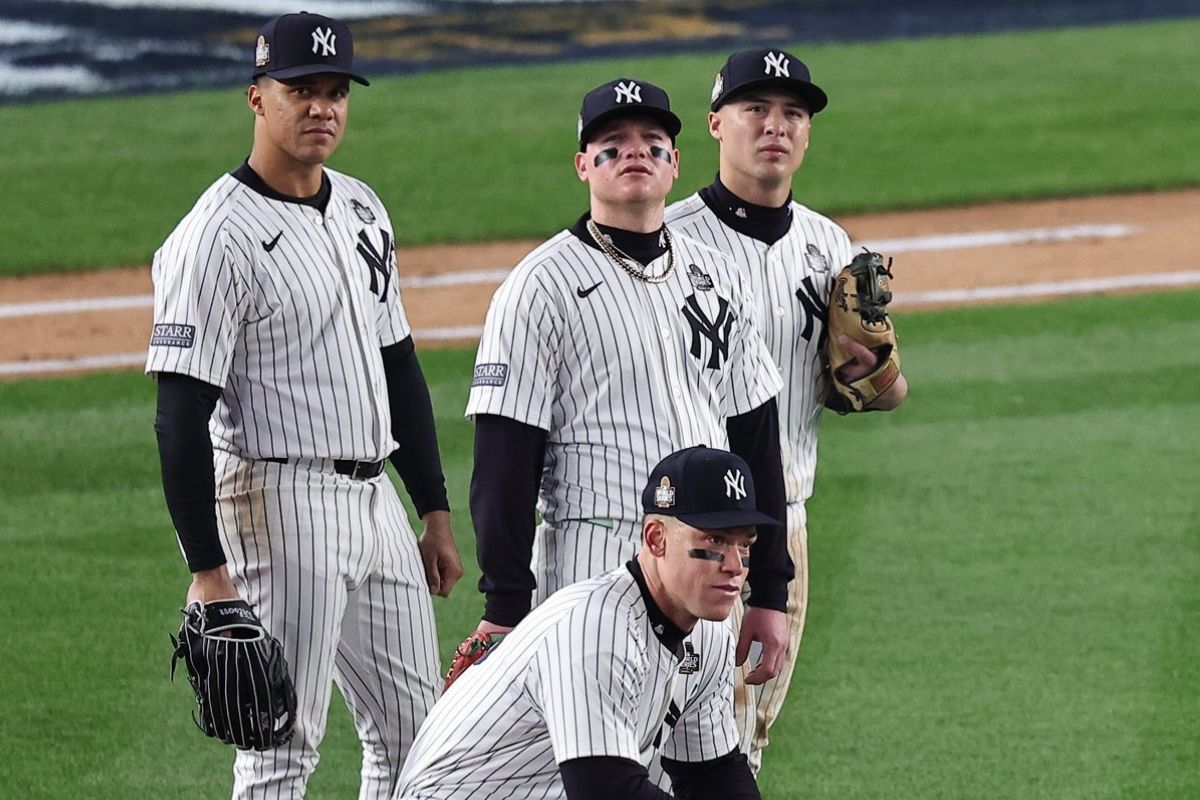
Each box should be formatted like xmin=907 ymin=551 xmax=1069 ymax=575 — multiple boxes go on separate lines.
xmin=474 ymin=620 xmax=514 ymax=637
xmin=417 ymin=510 xmax=465 ymax=598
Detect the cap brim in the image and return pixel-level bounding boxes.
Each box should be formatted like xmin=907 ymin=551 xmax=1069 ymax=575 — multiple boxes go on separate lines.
xmin=713 ymin=78 xmax=827 ymax=113
xmin=263 ymin=64 xmax=370 ymax=86
xmin=579 ymin=106 xmax=682 ymax=149
xmin=675 ymin=509 xmax=783 ymax=530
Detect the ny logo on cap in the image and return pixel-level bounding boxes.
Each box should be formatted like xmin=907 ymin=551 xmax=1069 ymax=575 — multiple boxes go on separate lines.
xmin=724 ymin=469 xmax=747 ymax=500
xmin=614 ymin=81 xmax=642 ymax=104
xmin=311 ymin=27 xmax=337 ymax=57
xmin=763 ymin=52 xmax=790 ymax=78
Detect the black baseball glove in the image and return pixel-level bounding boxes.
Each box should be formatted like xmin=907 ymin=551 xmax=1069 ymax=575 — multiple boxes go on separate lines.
xmin=170 ymin=599 xmax=297 ymax=751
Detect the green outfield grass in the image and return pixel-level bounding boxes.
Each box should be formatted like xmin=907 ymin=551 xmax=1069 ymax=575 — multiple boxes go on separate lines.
xmin=4 ymin=18 xmax=1199 ymax=276
xmin=0 ymin=290 xmax=1196 ymax=798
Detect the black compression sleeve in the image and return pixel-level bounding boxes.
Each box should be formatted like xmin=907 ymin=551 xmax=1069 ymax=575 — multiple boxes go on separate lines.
xmin=154 ymin=372 xmax=225 ymax=572
xmin=726 ymin=398 xmax=793 ymax=611
xmin=382 ymin=337 xmax=450 ymax=517
xmin=470 ymin=414 xmax=547 ymax=626
xmin=661 ymin=751 xmax=761 ymax=799
xmin=560 ymin=757 xmax=673 ymax=800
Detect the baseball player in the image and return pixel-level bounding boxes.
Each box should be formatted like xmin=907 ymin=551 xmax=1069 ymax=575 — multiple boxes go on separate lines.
xmin=460 ymin=78 xmax=794 ymax=703
xmin=396 ymin=446 xmax=774 ymax=799
xmin=147 ymin=13 xmax=462 ymax=798
xmin=665 ymin=49 xmax=910 ymax=771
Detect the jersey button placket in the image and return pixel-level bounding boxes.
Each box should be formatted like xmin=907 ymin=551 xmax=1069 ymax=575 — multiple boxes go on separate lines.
xmin=325 ymin=211 xmax=385 ymax=451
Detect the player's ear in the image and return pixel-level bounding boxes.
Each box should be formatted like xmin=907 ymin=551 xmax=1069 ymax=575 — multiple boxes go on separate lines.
xmin=643 ymin=518 xmax=668 ymax=557
xmin=671 ymin=147 xmax=680 ymax=179
xmin=247 ymin=83 xmax=264 ymax=116
xmin=574 ymin=151 xmax=589 ymax=183
xmin=708 ymin=111 xmax=721 ymax=141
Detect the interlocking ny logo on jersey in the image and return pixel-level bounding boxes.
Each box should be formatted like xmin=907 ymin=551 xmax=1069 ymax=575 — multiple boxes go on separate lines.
xmin=724 ymin=469 xmax=747 ymax=500
xmin=763 ymin=52 xmax=790 ymax=77
xmin=795 ymin=275 xmax=828 ymax=344
xmin=614 ymin=81 xmax=642 ymax=104
xmin=355 ymin=229 xmax=393 ymax=302
xmin=311 ymin=27 xmax=337 ymax=56
xmin=652 ymin=700 xmax=684 ymax=750
xmin=681 ymin=294 xmax=735 ymax=370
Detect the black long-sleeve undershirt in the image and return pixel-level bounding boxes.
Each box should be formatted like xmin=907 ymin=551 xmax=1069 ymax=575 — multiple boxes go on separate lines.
xmin=381 ymin=337 xmax=449 ymax=517
xmin=726 ymin=397 xmax=793 ymax=611
xmin=559 ymin=752 xmax=760 ymax=800
xmin=154 ymin=371 xmax=224 ymax=572
xmin=470 ymin=414 xmax=547 ymax=626
xmin=661 ymin=751 xmax=761 ymax=799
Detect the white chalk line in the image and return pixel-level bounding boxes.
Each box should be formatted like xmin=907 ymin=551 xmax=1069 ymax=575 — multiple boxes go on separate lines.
xmin=891 ymin=270 xmax=1200 ymax=306
xmin=5 ymin=222 xmax=1197 ymax=376
xmin=0 ymin=223 xmax=1139 ymax=320
xmin=5 ymin=271 xmax=1199 ymax=376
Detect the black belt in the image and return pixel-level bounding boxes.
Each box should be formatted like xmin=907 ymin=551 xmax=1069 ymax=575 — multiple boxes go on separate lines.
xmin=263 ymin=457 xmax=386 ymax=480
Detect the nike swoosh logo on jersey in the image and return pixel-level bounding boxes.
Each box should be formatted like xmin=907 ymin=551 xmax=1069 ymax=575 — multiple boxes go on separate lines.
xmin=576 ymin=281 xmax=603 ymax=298
xmin=262 ymin=231 xmax=282 ymax=252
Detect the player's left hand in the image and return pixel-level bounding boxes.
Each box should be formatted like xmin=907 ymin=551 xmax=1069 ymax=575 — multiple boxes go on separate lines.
xmin=417 ymin=510 xmax=464 ymax=598
xmin=833 ymin=334 xmax=879 ymax=382
xmin=835 ymin=335 xmax=909 ymax=410
xmin=736 ymin=606 xmax=789 ymax=685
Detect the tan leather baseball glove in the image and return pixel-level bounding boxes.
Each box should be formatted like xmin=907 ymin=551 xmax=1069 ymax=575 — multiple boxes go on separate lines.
xmin=826 ymin=249 xmax=901 ymax=412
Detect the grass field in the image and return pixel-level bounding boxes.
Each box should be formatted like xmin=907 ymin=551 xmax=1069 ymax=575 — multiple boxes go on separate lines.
xmin=4 ymin=18 xmax=1200 ymax=275
xmin=1 ymin=291 xmax=1196 ymax=798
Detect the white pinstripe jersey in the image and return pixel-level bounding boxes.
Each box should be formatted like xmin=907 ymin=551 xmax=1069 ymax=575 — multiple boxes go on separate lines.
xmin=665 ymin=196 xmax=853 ymax=504
xmin=145 ymin=168 xmax=409 ymax=461
xmin=395 ymin=565 xmax=739 ymax=799
xmin=465 ymin=226 xmax=783 ymax=524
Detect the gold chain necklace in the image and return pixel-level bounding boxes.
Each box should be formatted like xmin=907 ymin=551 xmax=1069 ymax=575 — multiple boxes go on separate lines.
xmin=586 ymin=219 xmax=675 ymax=284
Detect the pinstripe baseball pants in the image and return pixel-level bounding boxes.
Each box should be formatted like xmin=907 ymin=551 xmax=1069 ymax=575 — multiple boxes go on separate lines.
xmin=213 ymin=453 xmax=441 ymax=800
xmin=729 ymin=502 xmax=808 ymax=774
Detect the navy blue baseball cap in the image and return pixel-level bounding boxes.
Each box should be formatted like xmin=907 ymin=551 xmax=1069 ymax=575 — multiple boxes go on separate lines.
xmin=251 ymin=12 xmax=369 ymax=86
xmin=578 ymin=77 xmax=682 ymax=151
xmin=642 ymin=446 xmax=781 ymax=530
xmin=710 ymin=49 xmax=826 ymax=113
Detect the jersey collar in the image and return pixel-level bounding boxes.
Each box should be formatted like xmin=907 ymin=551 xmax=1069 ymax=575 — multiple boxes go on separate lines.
xmin=231 ymin=160 xmax=332 ymax=213
xmin=626 ymin=559 xmax=688 ymax=659
xmin=699 ymin=175 xmax=792 ymax=245
xmin=569 ymin=212 xmax=669 ymax=266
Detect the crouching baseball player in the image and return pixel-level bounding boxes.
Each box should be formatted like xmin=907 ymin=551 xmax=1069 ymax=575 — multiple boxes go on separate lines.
xmin=393 ymin=446 xmax=775 ymax=800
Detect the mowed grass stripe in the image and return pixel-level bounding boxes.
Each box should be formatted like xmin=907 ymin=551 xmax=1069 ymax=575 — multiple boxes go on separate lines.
xmin=4 ymin=18 xmax=1200 ymax=275
xmin=0 ymin=291 xmax=1197 ymax=798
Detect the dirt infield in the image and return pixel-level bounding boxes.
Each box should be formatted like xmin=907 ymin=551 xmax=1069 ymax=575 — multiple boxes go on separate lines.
xmin=2 ymin=189 xmax=1198 ymax=377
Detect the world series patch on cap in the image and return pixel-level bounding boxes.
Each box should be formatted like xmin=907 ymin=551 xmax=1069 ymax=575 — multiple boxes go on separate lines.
xmin=251 ymin=12 xmax=369 ymax=86
xmin=710 ymin=48 xmax=827 ymax=113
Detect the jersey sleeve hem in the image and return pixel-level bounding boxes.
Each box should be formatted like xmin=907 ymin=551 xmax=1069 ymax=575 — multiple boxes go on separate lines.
xmin=463 ymin=399 xmax=552 ymax=431
xmin=145 ymin=359 xmax=230 ymax=390
xmin=726 ymin=370 xmax=784 ymax=418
